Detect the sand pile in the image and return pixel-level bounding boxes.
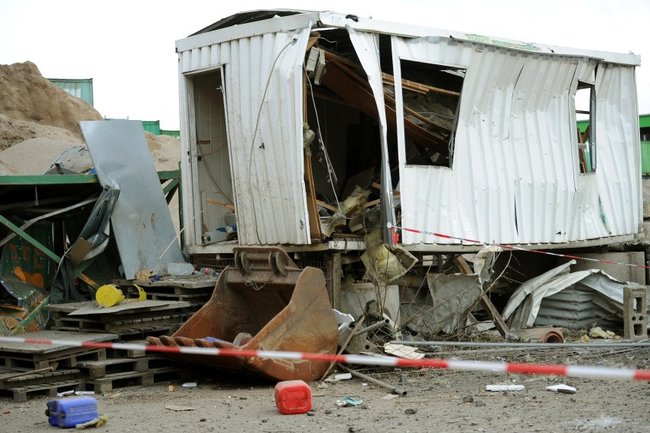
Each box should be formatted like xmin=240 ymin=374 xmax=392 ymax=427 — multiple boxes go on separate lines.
xmin=0 ymin=61 xmax=180 ymax=175
xmin=0 ymin=62 xmax=102 ymax=142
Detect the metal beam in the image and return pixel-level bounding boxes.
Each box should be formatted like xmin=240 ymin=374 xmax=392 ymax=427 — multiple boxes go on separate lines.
xmin=0 ymin=214 xmax=98 ymax=289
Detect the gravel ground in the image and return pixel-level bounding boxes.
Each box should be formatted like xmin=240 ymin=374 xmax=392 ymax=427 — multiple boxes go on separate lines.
xmin=1 ymin=345 xmax=649 ymax=433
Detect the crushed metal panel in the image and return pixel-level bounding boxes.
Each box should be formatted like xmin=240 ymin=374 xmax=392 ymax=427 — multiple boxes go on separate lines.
xmin=223 ymin=27 xmax=312 ymax=245
xmin=80 ymin=120 xmax=184 ymax=279
xmin=392 ymin=35 xmax=640 ymax=246
xmin=427 ymin=273 xmax=483 ymax=334
xmin=502 ymin=260 xmax=637 ymax=329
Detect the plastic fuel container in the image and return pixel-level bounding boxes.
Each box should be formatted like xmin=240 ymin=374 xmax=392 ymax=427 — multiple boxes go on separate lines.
xmin=274 ymin=380 xmax=312 ymax=414
xmin=46 ymin=396 xmax=99 ymax=428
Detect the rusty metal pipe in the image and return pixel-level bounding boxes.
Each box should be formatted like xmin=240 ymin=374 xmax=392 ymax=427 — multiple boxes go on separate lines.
xmin=338 ymin=364 xmax=407 ymax=396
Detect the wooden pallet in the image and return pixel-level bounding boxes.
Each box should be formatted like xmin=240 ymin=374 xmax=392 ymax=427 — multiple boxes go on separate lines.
xmin=0 ymin=347 xmax=106 ymax=371
xmin=115 ymin=274 xmax=218 ymax=289
xmin=84 ymin=366 xmax=180 ymax=393
xmin=0 ymin=367 xmax=80 ymax=388
xmin=77 ymin=355 xmax=176 ymax=379
xmin=50 ymin=315 xmax=186 ymax=335
xmin=0 ymin=379 xmax=82 ymax=402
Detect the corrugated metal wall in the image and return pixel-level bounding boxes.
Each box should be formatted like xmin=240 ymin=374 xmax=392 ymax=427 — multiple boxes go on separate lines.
xmin=393 ymin=36 xmax=640 ymax=245
xmin=179 ymin=26 xmax=313 ymax=245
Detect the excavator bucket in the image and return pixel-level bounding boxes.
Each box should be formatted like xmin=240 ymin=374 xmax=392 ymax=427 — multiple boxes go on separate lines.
xmin=147 ymin=246 xmax=339 ymax=381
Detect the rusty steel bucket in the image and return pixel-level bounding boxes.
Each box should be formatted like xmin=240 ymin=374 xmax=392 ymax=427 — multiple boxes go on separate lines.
xmin=146 ymin=246 xmax=339 ymax=381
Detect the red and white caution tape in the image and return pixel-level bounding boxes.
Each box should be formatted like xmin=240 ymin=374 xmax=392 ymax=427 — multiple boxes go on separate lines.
xmin=390 ymin=224 xmax=650 ymax=270
xmin=2 ymin=336 xmax=649 ymax=382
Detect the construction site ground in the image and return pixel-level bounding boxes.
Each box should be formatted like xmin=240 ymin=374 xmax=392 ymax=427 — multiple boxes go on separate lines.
xmin=1 ymin=345 xmax=648 ymax=433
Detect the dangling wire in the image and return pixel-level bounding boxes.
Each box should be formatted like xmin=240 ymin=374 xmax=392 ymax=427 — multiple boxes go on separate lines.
xmin=246 ymin=35 xmax=300 ymax=243
xmin=304 ymin=68 xmax=343 ymax=215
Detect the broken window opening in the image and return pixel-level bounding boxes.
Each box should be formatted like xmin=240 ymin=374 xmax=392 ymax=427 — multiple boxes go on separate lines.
xmin=394 ymin=59 xmax=465 ymax=167
xmin=576 ymin=81 xmax=596 ymax=173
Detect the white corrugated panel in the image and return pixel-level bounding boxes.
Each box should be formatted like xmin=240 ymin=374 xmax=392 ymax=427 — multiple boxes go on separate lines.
xmin=348 ymin=29 xmax=396 ymax=237
xmin=393 ymin=36 xmax=640 ymax=246
xmin=178 ymin=24 xmax=313 ymax=245
xmin=594 ymin=64 xmax=641 ymax=235
xmin=221 ymin=27 xmax=312 ymax=245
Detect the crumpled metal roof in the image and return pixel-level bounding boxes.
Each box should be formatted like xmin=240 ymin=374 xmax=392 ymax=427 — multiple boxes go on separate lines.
xmin=189 ymin=9 xmax=308 ymax=36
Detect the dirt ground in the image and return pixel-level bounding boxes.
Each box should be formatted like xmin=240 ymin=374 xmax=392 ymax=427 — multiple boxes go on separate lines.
xmin=1 ymin=345 xmax=648 ymax=433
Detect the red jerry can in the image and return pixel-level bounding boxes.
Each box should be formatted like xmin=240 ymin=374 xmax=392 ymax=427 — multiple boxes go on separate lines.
xmin=274 ymin=380 xmax=312 ymax=415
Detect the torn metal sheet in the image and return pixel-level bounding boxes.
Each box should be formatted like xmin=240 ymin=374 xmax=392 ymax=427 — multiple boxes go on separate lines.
xmin=340 ymin=282 xmax=400 ymax=324
xmin=427 ymin=273 xmax=484 ymax=334
xmin=80 ymin=120 xmax=184 ymax=278
xmin=502 ymin=261 xmax=644 ymax=329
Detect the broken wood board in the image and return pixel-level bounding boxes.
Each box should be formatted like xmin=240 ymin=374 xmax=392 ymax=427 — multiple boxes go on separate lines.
xmin=115 ymin=274 xmax=218 ymax=289
xmin=68 ymin=300 xmax=190 ymax=316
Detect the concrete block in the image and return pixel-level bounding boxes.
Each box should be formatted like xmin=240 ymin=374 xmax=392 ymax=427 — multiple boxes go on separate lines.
xmin=623 ymin=286 xmax=648 ymax=340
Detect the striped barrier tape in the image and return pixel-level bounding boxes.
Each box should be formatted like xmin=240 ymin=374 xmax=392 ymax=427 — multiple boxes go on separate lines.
xmin=389 ymin=224 xmax=650 ymax=270
xmin=1 ymin=336 xmax=649 ymax=382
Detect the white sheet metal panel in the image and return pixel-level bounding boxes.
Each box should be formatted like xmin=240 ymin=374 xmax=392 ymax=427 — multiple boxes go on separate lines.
xmin=179 ymin=26 xmax=312 ymax=245
xmin=222 ymin=27 xmax=312 ymax=245
xmin=594 ymin=64 xmax=641 ymax=235
xmin=393 ymin=36 xmax=640 ymax=246
xmin=510 ymin=56 xmax=579 ymax=243
xmin=348 ymin=29 xmax=396 ymax=240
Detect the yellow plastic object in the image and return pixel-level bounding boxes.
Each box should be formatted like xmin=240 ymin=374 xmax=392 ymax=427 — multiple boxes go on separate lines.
xmin=95 ymin=284 xmax=125 ymax=308
xmin=133 ymin=284 xmax=147 ymax=301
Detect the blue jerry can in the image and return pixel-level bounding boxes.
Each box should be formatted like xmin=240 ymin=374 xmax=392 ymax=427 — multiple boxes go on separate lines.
xmin=46 ymin=396 xmax=98 ymax=428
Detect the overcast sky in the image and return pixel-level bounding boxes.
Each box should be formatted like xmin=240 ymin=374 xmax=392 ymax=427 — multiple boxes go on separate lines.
xmin=1 ymin=0 xmax=648 ymax=130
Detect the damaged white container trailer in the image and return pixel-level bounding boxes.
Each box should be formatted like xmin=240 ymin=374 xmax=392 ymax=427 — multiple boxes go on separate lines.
xmin=176 ymin=10 xmax=641 ymax=265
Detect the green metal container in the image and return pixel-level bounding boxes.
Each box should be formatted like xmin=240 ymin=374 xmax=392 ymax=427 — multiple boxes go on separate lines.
xmin=48 ymin=78 xmax=94 ymax=106
xmin=141 ymin=120 xmax=161 ymax=135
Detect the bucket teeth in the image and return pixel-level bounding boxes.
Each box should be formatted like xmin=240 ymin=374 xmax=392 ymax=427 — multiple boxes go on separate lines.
xmin=194 ymin=339 xmax=217 ymax=348
xmin=159 ymin=335 xmax=178 ymax=346
xmin=146 ymin=336 xmax=162 ymax=345
xmin=174 ymin=336 xmax=195 ymax=347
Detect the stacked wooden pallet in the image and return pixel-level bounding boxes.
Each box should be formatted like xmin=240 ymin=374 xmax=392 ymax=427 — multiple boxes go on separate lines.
xmin=79 ymin=352 xmax=180 ymax=394
xmin=0 ymin=331 xmax=114 ymax=401
xmin=120 ymin=274 xmax=216 ymax=306
xmin=47 ymin=299 xmax=194 ymax=337
xmin=0 ymin=276 xmax=217 ymax=400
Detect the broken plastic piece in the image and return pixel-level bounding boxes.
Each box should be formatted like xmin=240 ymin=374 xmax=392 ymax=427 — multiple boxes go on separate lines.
xmin=336 ymin=396 xmax=363 ymax=407
xmin=485 ymin=384 xmax=525 ymax=392
xmin=546 ymin=384 xmax=577 ymax=394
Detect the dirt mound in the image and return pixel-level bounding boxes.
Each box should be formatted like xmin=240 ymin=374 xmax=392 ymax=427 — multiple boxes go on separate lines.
xmin=0 ymin=113 xmax=80 ymax=152
xmin=146 ymin=133 xmax=181 ymax=171
xmin=0 ymin=61 xmax=180 ymax=175
xmin=0 ymin=61 xmax=102 ymax=143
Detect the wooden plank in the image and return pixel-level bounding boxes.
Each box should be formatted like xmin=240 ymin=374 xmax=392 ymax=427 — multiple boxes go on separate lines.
xmin=115 ymin=275 xmax=218 ymax=289
xmin=68 ymin=300 xmax=190 ymax=316
xmin=316 ymin=200 xmax=339 ymax=213
xmin=1 ymin=369 xmax=80 ymax=388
